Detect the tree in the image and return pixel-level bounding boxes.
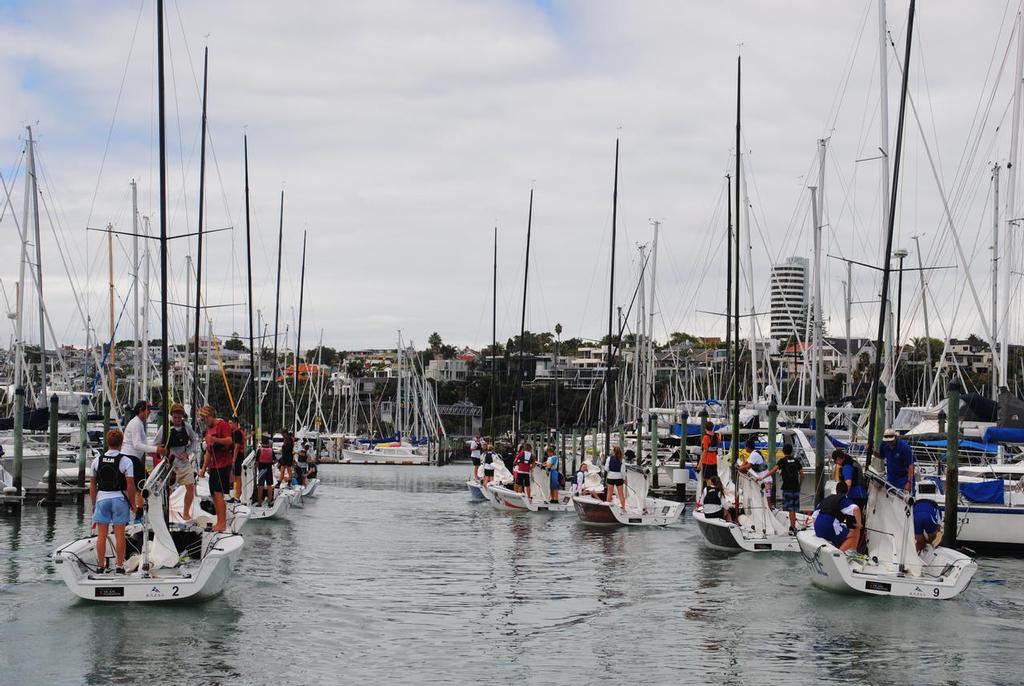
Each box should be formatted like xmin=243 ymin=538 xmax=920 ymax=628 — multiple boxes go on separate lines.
xmin=308 ymin=345 xmax=338 ymax=367
xmin=428 ymin=332 xmax=443 ymax=353
xmin=346 ymin=360 xmax=364 ymax=378
xmin=224 ymin=333 xmax=246 ymax=351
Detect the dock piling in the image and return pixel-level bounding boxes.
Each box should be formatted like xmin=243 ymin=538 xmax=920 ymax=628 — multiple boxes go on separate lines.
xmin=941 ymin=380 xmax=960 ymax=548
xmin=78 ymin=396 xmax=88 ymax=488
xmin=41 ymin=394 xmax=60 ymax=507
xmin=814 ymin=398 xmax=825 ymax=506
xmin=13 ymin=386 xmax=24 ymax=497
xmin=767 ymin=400 xmax=778 ymax=506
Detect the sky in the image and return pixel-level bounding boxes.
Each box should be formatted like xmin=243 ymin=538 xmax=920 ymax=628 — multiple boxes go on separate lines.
xmin=1 ymin=0 xmax=1023 ymax=356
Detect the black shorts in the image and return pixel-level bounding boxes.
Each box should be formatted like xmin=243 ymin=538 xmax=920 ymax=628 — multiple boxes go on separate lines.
xmin=471 ymin=457 xmax=481 ymax=466
xmin=208 ymin=466 xmax=233 ymax=494
xmin=128 ymin=455 xmax=146 ymax=485
xmin=483 ymin=467 xmax=495 ymax=475
xmin=279 ymin=455 xmax=294 ymax=466
xmin=515 ymin=472 xmax=531 ymax=487
xmin=701 ymin=463 xmax=719 ymax=480
xmin=233 ymin=455 xmax=245 ymax=477
xmin=607 ymin=478 xmax=624 ymax=486
xmin=257 ymin=464 xmax=274 ymax=486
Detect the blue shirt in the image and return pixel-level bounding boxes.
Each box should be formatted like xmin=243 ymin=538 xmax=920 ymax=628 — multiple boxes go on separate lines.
xmin=841 ymin=463 xmax=867 ymax=500
xmin=880 ymin=439 xmax=914 ymax=490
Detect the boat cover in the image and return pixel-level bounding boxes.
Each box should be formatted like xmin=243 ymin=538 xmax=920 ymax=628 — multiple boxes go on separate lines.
xmin=960 ymin=479 xmax=1004 ymax=505
xmin=982 ymin=427 xmax=1024 ymax=444
xmin=919 ymin=439 xmax=999 ymax=454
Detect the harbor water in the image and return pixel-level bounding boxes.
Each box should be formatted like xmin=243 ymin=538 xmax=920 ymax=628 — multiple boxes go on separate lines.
xmin=2 ymin=464 xmax=1022 ymax=685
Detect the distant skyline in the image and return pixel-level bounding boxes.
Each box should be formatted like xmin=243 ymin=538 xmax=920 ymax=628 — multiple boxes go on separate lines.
xmin=2 ymin=1 xmax=1022 ymax=356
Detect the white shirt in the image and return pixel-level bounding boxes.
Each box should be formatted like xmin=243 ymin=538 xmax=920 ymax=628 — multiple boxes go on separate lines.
xmin=470 ymin=439 xmax=482 ymax=458
xmin=122 ymin=415 xmax=159 ymax=460
xmin=90 ymin=451 xmax=134 ymax=502
xmin=748 ymin=450 xmax=772 ymax=482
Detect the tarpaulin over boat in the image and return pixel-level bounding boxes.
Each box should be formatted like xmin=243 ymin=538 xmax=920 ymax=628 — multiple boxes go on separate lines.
xmin=982 ymin=427 xmax=1024 ymax=444
xmin=919 ymin=439 xmax=999 ymax=454
xmin=998 ymin=389 xmax=1024 ymax=428
xmin=961 ymin=393 xmax=997 ymax=422
xmin=0 ymin=407 xmax=49 ymax=432
xmin=960 ymin=479 xmax=1004 ymax=505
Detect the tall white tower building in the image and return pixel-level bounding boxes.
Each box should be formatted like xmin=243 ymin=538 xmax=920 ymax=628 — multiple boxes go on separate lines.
xmin=770 ymin=256 xmax=809 ymax=341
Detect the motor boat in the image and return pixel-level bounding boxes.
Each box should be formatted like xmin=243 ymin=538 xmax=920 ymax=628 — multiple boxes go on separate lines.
xmin=693 ymin=470 xmax=812 ymax=552
xmin=796 ymin=472 xmax=976 ymax=599
xmin=916 ymin=462 xmax=1024 ymax=550
xmin=489 ymin=464 xmax=573 ymax=512
xmin=341 ymin=441 xmax=428 ymax=465
xmin=52 ymin=459 xmax=245 ymax=602
xmin=573 ymin=464 xmax=684 ymax=526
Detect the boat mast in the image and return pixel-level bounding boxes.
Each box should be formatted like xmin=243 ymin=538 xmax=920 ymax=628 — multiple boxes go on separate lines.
xmin=992 ymin=164 xmax=1000 ymax=400
xmin=1001 ymin=9 xmax=1024 ymax=391
xmin=26 ymin=127 xmax=46 ymax=403
xmin=878 ymin=0 xmax=896 ymax=427
xmin=14 ymin=131 xmax=31 ymax=397
xmin=866 ymin=0 xmax=915 ymax=470
xmin=724 ymin=173 xmax=732 ymax=401
xmin=132 ymin=178 xmax=140 ymax=404
xmin=271 ymin=190 xmax=284 ymax=434
xmin=157 ymin=0 xmax=171 ymax=448
xmin=513 ymin=189 xmax=533 ymax=448
xmin=604 ymin=140 xmax=619 ymax=461
xmin=647 ymin=219 xmax=660 ymax=473
xmin=192 ymin=46 xmax=208 ymax=424
xmin=491 ymin=225 xmax=497 ymax=436
xmin=243 ymin=135 xmax=257 ymax=451
xmin=294 ymin=229 xmax=307 ymax=433
xmin=731 ymin=55 xmax=741 ymax=500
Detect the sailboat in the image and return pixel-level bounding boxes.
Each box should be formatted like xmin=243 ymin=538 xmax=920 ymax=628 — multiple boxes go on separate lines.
xmin=467 ymin=458 xmax=513 ymax=501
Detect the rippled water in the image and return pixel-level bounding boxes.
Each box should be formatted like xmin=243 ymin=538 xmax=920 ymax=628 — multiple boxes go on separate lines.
xmin=1 ymin=464 xmax=1022 ymax=685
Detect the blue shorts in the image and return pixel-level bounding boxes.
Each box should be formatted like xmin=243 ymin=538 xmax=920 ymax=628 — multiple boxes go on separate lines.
xmin=913 ymin=501 xmax=941 ymax=535
xmin=782 ymin=491 xmax=801 ymax=513
xmin=93 ymin=497 xmax=131 ymax=525
xmin=814 ymin=514 xmax=849 ymax=547
xmin=550 ymin=473 xmax=560 ymax=489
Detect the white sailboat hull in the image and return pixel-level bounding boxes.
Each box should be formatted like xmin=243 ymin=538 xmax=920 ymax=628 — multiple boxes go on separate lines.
xmin=341 ymin=445 xmax=427 ymax=465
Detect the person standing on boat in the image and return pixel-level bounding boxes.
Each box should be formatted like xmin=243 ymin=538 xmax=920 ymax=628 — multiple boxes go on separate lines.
xmin=880 ymin=428 xmax=915 ymax=493
xmin=90 ymin=429 xmax=136 ymax=574
xmin=513 ymin=442 xmax=534 ymax=499
xmin=256 ymin=436 xmax=276 ymax=506
xmin=154 ymin=403 xmax=198 ymax=522
xmin=833 ymin=449 xmax=867 ymax=512
xmin=738 ymin=437 xmax=772 ymax=500
xmin=762 ymin=442 xmax=803 ymax=534
xmin=481 ymin=441 xmax=496 ymax=488
xmin=812 ymin=481 xmax=861 ymax=553
xmin=469 ymin=432 xmax=483 ymax=480
xmin=700 ymin=421 xmax=720 ymax=485
xmin=544 ymin=445 xmax=561 ymax=504
xmin=229 ymin=416 xmax=246 ymax=501
xmin=278 ymin=430 xmax=295 ymax=486
xmin=197 ymin=405 xmax=234 ymax=533
xmin=605 ymin=445 xmax=627 ymax=510
xmin=121 ymin=401 xmax=164 ymax=522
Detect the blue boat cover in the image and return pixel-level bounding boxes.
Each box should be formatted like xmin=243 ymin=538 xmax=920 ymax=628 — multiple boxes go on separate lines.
xmin=827 ymin=433 xmax=850 ymax=450
xmin=960 ymin=479 xmax=1004 ymax=505
xmin=983 ymin=427 xmax=1024 ymax=444
xmin=919 ymin=439 xmax=999 ymax=454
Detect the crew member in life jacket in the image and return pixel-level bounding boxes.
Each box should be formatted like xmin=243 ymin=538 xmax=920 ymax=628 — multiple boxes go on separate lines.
xmin=469 ymin=432 xmax=483 ymax=480
xmin=605 ymin=445 xmax=627 ymax=510
xmin=481 ymin=441 xmax=497 ymax=488
xmin=89 ymin=429 xmax=137 ymax=574
xmin=513 ymin=442 xmax=535 ymax=499
xmin=198 ymin=405 xmax=234 ymax=533
xmin=700 ymin=421 xmax=721 ymax=485
xmin=154 ymin=403 xmax=198 ymax=522
xmin=256 ymin=436 xmax=277 ymax=506
xmin=913 ymin=499 xmax=943 ymax=553
xmin=812 ymin=480 xmax=862 ymax=553
xmin=278 ymin=430 xmax=295 ymax=487
xmin=738 ymin=437 xmax=772 ymax=503
xmin=544 ymin=445 xmax=561 ymax=504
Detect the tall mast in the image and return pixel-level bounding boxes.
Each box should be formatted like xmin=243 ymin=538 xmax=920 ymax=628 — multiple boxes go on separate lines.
xmin=992 ymin=164 xmax=1001 ymax=398
xmin=491 ymin=226 xmax=497 ymax=435
xmin=604 ymin=140 xmax=619 ymax=460
xmin=744 ymin=174 xmax=758 ymax=402
xmin=26 ymin=126 xmax=46 ymax=403
xmin=866 ymin=0 xmax=915 ymax=469
xmin=193 ymin=46 xmax=208 ymax=423
xmin=1002 ymin=9 xmax=1024 ymax=388
xmin=157 ymin=0 xmax=170 ymax=444
xmin=513 ymin=190 xmax=533 ymax=447
xmin=911 ymin=234 xmax=932 ymax=403
xmin=131 ymin=178 xmax=140 ymax=404
xmin=878 ymin=0 xmax=895 ymax=426
xmin=646 ymin=219 xmax=660 ymax=459
xmin=731 ymin=55 xmax=742 ymax=488
xmin=724 ymin=173 xmax=732 ymax=400
xmin=141 ymin=216 xmax=151 ymax=403
xmin=294 ymin=230 xmax=307 ymax=432
xmin=108 ymin=222 xmax=116 ymax=407
xmin=243 ymin=135 xmax=257 ymax=450
xmin=271 ymin=190 xmax=284 ymax=433
xmin=810 ymin=183 xmax=821 ymax=407
xmin=14 ymin=130 xmax=31 ymax=394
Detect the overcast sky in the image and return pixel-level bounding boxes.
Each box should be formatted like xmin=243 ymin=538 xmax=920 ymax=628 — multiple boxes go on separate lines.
xmin=1 ymin=0 xmax=1022 ymax=356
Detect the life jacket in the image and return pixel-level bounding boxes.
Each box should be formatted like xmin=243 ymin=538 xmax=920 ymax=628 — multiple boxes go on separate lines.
xmin=96 ymin=452 xmax=127 ymax=492
xmin=845 ymin=459 xmax=867 ymax=493
xmin=258 ymin=446 xmax=275 ymax=464
xmin=167 ymin=425 xmax=190 ymax=449
xmin=707 ymin=432 xmax=720 ymax=452
xmin=483 ymin=452 xmax=493 ymax=465
xmin=819 ymin=494 xmax=856 ymax=526
xmin=608 ymin=456 xmax=622 ymax=473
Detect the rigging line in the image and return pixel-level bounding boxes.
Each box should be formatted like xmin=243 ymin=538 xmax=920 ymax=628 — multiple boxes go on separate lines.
xmin=166 ymin=27 xmax=194 ymax=243
xmin=0 ymin=153 xmax=25 ymax=225
xmin=824 ymin=0 xmax=873 ymax=133
xmin=85 ymin=0 xmax=145 ymax=231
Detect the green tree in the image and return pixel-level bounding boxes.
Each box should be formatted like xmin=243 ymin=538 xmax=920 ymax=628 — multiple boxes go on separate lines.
xmin=428 ymin=332 xmax=443 ymax=353
xmin=224 ymin=333 xmax=246 ymax=351
xmin=308 ymin=345 xmax=338 ymax=367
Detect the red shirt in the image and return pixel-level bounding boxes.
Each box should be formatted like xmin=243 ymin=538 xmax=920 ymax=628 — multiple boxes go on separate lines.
xmin=206 ymin=419 xmax=235 ymax=469
xmin=514 ymin=451 xmax=533 ymax=474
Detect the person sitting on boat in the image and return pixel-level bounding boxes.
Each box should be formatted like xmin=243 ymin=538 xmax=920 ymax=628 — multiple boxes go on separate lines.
xmin=605 ymin=445 xmax=627 ymax=510
xmin=880 ymin=428 xmax=915 ymax=493
xmin=812 ymin=481 xmax=862 ymax=553
xmin=834 ymin=449 xmax=867 ymax=512
xmin=296 ymin=443 xmax=310 ymax=486
xmin=700 ymin=421 xmax=720 ymax=484
xmin=229 ymin=416 xmax=246 ymax=502
xmin=700 ymin=478 xmax=732 ymax=522
xmin=154 ymin=403 xmax=198 ymax=522
xmin=544 ymin=445 xmax=561 ymax=504
xmin=572 ymin=461 xmax=588 ymax=496
xmin=513 ymin=442 xmax=534 ymax=499
xmin=90 ymin=429 xmax=136 ymax=574
xmin=277 ymin=430 xmax=295 ymax=487
xmin=913 ymin=499 xmax=943 ymax=553
xmin=197 ymin=405 xmax=234 ymax=533
xmin=469 ymin=432 xmax=483 ymax=480
xmin=738 ymin=437 xmax=772 ymax=498
xmin=256 ymin=436 xmax=276 ymax=506
xmin=122 ymin=400 xmax=164 ymax=523
xmin=306 ymin=456 xmax=319 ymax=481
xmin=762 ymin=442 xmax=803 ymax=535
xmin=481 ymin=441 xmax=497 ymax=488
